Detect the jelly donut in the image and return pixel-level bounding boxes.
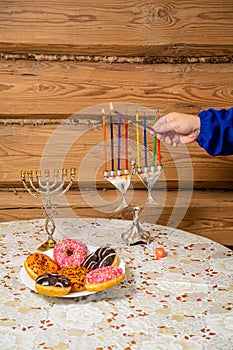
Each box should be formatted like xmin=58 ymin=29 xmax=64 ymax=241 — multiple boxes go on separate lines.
xmin=53 ymin=238 xmax=88 ymax=269
xmin=59 ymin=265 xmax=89 ymax=292
xmin=24 ymin=252 xmax=59 ymax=281
xmin=85 ymin=266 xmax=124 ymax=292
xmin=82 ymin=247 xmax=118 ymax=270
xmin=35 ymin=273 xmax=71 ymax=297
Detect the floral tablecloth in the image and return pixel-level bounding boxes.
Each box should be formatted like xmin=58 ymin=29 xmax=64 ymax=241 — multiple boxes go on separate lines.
xmin=0 ymin=218 xmax=233 ymax=350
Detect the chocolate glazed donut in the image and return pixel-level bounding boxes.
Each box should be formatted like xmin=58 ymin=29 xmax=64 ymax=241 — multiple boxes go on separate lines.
xmin=35 ymin=273 xmax=71 ymax=296
xmin=82 ymin=247 xmax=118 ymax=270
xmin=36 ymin=273 xmax=71 ymax=287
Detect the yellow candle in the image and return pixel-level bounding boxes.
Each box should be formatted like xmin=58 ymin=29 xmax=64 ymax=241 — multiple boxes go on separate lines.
xmin=136 ymin=112 xmax=140 ymax=168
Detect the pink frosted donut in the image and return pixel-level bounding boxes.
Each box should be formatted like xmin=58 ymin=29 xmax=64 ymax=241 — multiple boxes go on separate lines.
xmin=85 ymin=266 xmax=124 ymax=292
xmin=53 ymin=238 xmax=88 ymax=268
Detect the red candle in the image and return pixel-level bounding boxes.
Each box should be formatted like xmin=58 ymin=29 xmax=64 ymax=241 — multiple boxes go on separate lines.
xmin=157 ymin=138 xmax=161 ymax=165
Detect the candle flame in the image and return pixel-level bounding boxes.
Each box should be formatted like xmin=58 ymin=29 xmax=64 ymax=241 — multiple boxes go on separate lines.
xmin=102 ymin=108 xmax=105 ymax=114
xmin=110 ymin=102 xmax=114 ymax=111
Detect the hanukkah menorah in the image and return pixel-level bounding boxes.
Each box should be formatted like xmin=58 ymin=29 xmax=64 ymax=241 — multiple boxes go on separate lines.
xmin=103 ymin=103 xmax=163 ymax=245
xmin=21 ymin=168 xmax=76 ymax=251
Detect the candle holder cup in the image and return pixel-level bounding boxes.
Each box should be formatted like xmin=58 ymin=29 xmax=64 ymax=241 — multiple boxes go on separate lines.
xmin=137 ymin=164 xmax=163 ymax=206
xmin=104 ymin=169 xmax=131 ymax=212
xmin=21 ymin=168 xmax=76 ymax=251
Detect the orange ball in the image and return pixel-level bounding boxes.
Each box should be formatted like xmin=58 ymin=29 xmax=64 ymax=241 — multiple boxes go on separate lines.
xmin=155 ymin=247 xmax=165 ymax=259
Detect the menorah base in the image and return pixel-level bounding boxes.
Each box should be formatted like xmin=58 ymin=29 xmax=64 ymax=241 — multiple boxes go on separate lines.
xmin=121 ymin=207 xmax=150 ymax=246
xmin=37 ymin=238 xmax=57 ymax=252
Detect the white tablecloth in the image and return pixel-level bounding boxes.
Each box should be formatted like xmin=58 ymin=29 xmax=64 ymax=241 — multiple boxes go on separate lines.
xmin=1 ymin=218 xmax=233 ymax=349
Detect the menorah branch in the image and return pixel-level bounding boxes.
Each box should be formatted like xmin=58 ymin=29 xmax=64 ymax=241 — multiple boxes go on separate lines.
xmin=21 ymin=168 xmax=76 ymax=251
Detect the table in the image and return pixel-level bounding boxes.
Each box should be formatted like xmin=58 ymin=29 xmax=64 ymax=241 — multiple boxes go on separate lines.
xmin=1 ymin=218 xmax=233 ymax=350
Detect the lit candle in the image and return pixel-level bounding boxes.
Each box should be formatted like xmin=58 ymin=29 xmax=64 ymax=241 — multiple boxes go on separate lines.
xmin=152 ymin=115 xmax=157 ymax=167
xmin=125 ymin=119 xmax=129 ymax=171
xmin=110 ymin=108 xmax=115 ymax=172
xmin=135 ymin=112 xmax=140 ymax=168
xmin=117 ymin=114 xmax=121 ymax=171
xmin=102 ymin=109 xmax=107 ymax=172
xmin=143 ymin=114 xmax=148 ymax=168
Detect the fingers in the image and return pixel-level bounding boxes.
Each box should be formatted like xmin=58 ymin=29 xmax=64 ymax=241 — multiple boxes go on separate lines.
xmin=152 ymin=116 xmax=171 ymax=133
xmin=156 ymin=131 xmax=181 ymax=147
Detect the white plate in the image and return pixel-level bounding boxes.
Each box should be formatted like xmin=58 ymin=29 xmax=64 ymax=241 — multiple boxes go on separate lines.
xmin=20 ymin=246 xmax=125 ymax=298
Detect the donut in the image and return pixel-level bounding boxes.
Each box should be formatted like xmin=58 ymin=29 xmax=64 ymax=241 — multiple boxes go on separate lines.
xmin=35 ymin=273 xmax=71 ymax=297
xmin=53 ymin=238 xmax=88 ymax=269
xmin=24 ymin=252 xmax=59 ymax=281
xmin=59 ymin=265 xmax=89 ymax=292
xmin=85 ymin=266 xmax=124 ymax=292
xmin=82 ymin=247 xmax=118 ymax=270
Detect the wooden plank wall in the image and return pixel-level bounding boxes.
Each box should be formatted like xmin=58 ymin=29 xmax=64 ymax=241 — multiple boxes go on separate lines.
xmin=0 ymin=1 xmax=233 ymax=246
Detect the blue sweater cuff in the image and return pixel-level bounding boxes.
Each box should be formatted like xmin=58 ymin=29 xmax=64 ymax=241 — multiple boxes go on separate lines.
xmin=197 ymin=108 xmax=233 ymax=156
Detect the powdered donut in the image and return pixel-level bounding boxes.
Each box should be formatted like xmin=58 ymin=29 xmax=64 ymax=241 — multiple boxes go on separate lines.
xmin=59 ymin=265 xmax=89 ymax=292
xmin=85 ymin=266 xmax=124 ymax=292
xmin=35 ymin=273 xmax=71 ymax=297
xmin=82 ymin=247 xmax=118 ymax=270
xmin=24 ymin=252 xmax=59 ymax=281
xmin=53 ymin=238 xmax=88 ymax=268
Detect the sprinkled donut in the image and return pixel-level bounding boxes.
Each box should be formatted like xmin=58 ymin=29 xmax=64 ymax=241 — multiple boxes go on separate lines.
xmin=59 ymin=265 xmax=89 ymax=292
xmin=53 ymin=238 xmax=88 ymax=269
xmin=35 ymin=273 xmax=71 ymax=296
xmin=85 ymin=266 xmax=124 ymax=292
xmin=24 ymin=252 xmax=59 ymax=281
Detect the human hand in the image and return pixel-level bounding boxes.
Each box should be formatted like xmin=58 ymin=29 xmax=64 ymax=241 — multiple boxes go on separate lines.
xmin=152 ymin=112 xmax=200 ymax=147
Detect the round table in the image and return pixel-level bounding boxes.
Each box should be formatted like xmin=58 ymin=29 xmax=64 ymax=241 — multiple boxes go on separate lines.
xmin=1 ymin=218 xmax=233 ymax=350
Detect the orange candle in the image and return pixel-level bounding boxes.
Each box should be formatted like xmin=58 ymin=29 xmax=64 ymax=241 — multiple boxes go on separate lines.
xmin=102 ymin=109 xmax=107 ymax=171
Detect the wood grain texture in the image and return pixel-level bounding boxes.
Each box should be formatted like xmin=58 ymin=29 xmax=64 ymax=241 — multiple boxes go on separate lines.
xmin=0 ymin=189 xmax=232 ymax=245
xmin=0 ymin=60 xmax=233 ymax=118
xmin=1 ymin=0 xmax=232 ymax=247
xmin=0 ymin=1 xmax=233 ymax=56
xmin=0 ymin=123 xmax=233 ymax=188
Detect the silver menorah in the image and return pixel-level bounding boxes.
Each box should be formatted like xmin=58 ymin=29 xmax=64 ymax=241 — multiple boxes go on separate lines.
xmin=21 ymin=168 xmax=76 ymax=251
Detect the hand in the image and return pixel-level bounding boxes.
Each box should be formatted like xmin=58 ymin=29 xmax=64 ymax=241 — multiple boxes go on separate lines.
xmin=152 ymin=112 xmax=200 ymax=147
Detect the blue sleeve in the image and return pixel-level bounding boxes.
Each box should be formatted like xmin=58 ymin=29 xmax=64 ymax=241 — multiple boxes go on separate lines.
xmin=197 ymin=107 xmax=233 ymax=156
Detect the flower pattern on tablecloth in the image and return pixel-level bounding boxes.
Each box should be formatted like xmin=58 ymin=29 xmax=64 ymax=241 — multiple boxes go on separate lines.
xmin=0 ymin=218 xmax=233 ymax=350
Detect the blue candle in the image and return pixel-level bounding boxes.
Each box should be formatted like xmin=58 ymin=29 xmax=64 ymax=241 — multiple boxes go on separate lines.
xmin=144 ymin=114 xmax=148 ymax=168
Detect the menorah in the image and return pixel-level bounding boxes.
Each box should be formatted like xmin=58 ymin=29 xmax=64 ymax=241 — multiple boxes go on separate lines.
xmin=103 ymin=104 xmax=163 ymax=245
xmin=105 ymin=160 xmax=163 ymax=245
xmin=21 ymin=168 xmax=76 ymax=251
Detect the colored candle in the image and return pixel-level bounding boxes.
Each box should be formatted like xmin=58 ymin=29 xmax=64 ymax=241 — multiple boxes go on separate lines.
xmin=157 ymin=138 xmax=161 ymax=165
xmin=110 ymin=112 xmax=114 ymax=172
xmin=125 ymin=119 xmax=129 ymax=170
xmin=136 ymin=112 xmax=140 ymax=168
xmin=117 ymin=114 xmax=121 ymax=171
xmin=152 ymin=115 xmax=157 ymax=167
xmin=102 ymin=109 xmax=107 ymax=172
xmin=157 ymin=113 xmax=161 ymax=165
xmin=143 ymin=114 xmax=148 ymax=168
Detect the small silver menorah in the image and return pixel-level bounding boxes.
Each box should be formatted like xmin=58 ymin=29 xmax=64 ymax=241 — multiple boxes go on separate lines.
xmin=21 ymin=168 xmax=76 ymax=251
